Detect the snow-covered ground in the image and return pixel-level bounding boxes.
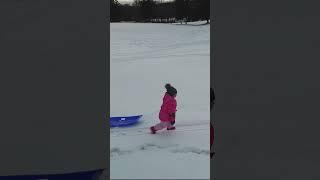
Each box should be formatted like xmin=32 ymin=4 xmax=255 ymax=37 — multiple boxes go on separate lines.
xmin=110 ymin=22 xmax=210 ymax=179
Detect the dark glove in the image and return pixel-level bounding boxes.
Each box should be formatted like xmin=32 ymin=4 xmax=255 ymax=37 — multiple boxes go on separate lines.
xmin=171 ymin=120 xmax=175 ymax=125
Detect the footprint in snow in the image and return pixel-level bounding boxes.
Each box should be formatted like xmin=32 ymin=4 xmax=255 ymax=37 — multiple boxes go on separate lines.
xmin=138 ymin=143 xmax=178 ymax=151
xmin=110 ymin=147 xmax=132 ymax=157
xmin=171 ymin=147 xmax=210 ymax=155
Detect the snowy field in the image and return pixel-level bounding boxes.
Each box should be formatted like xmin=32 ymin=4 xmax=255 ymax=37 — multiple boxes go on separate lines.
xmin=110 ymin=22 xmax=210 ymax=179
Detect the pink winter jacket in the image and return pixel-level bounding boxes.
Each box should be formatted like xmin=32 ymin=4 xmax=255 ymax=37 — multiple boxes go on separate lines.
xmin=159 ymin=93 xmax=177 ymax=122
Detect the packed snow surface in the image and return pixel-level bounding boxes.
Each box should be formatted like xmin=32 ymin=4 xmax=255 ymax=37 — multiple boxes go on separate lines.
xmin=110 ymin=22 xmax=210 ymax=179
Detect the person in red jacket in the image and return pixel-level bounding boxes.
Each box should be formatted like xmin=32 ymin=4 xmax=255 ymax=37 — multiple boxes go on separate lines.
xmin=150 ymin=83 xmax=177 ymax=134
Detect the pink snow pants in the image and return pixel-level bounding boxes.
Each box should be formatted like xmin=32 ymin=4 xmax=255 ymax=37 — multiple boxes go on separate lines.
xmin=154 ymin=121 xmax=174 ymax=131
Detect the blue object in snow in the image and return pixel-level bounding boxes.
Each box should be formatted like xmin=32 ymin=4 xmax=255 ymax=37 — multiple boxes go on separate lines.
xmin=110 ymin=115 xmax=142 ymax=127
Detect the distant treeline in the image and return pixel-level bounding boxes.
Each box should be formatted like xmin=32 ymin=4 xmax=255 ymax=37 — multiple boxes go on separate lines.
xmin=111 ymin=0 xmax=210 ymax=23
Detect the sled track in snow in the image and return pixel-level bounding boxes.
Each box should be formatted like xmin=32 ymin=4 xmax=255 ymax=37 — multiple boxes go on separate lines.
xmin=112 ymin=52 xmax=209 ymax=63
xmin=110 ymin=120 xmax=209 ymax=133
xmin=111 ymin=123 xmax=209 ymax=138
xmin=111 ymin=129 xmax=209 ymax=138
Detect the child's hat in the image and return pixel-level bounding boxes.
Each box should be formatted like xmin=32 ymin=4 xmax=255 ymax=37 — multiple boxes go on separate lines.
xmin=165 ymin=83 xmax=177 ymax=96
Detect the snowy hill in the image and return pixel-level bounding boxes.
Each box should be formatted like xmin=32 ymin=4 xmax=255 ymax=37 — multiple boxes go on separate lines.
xmin=110 ymin=22 xmax=210 ymax=179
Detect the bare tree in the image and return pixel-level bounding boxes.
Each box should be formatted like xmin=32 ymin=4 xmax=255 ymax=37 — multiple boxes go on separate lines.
xmin=111 ymin=0 xmax=121 ymax=22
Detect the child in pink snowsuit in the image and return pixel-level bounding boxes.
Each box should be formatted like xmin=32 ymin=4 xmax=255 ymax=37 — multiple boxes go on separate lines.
xmin=150 ymin=83 xmax=177 ymax=134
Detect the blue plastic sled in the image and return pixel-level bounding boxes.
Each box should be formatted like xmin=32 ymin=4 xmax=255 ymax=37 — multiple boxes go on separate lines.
xmin=110 ymin=115 xmax=142 ymax=127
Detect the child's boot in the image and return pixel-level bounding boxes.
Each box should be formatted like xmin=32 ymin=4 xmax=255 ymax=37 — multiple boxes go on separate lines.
xmin=150 ymin=126 xmax=156 ymax=134
xmin=167 ymin=126 xmax=176 ymax=130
